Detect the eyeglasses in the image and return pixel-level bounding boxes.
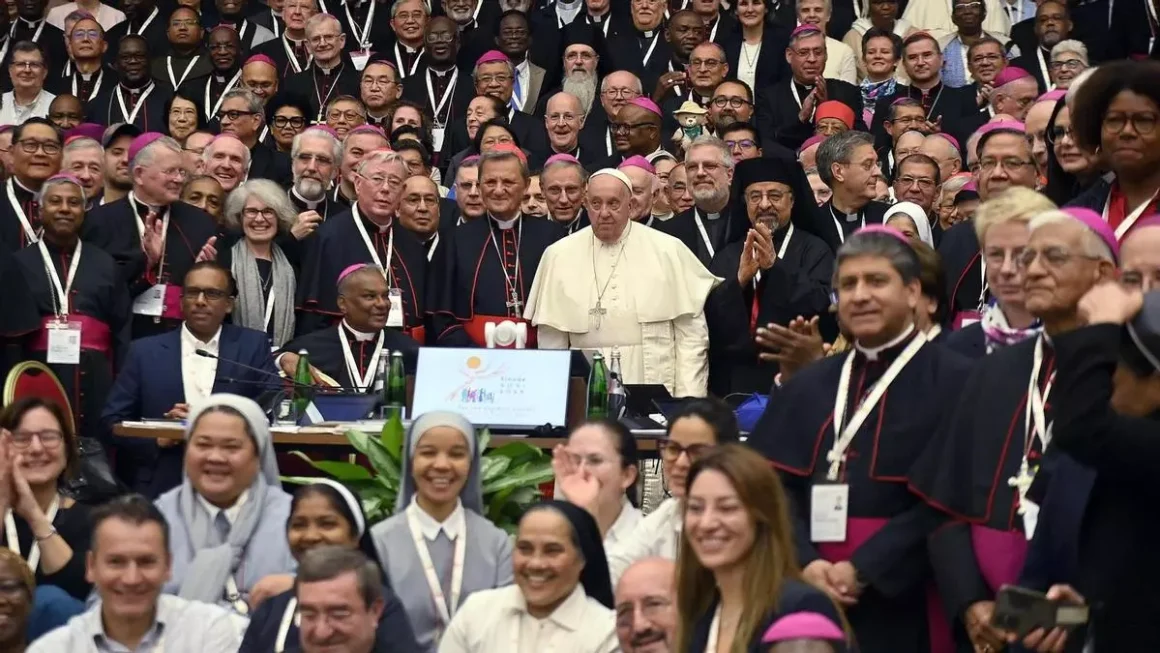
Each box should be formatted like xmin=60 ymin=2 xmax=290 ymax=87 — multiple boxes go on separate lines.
xmin=970 ymin=53 xmax=1003 ymax=65
xmin=978 ymin=157 xmax=1033 ymax=173
xmin=70 ymin=29 xmax=100 ymax=41
xmin=476 ymin=74 xmax=512 ymax=85
xmin=895 ymin=175 xmax=936 ymax=190
xmin=181 ymin=287 xmax=231 ymax=301
xmin=564 ymin=50 xmax=596 ymax=62
xmin=726 ymin=138 xmax=757 ymax=151
xmin=658 ymin=439 xmax=713 ymax=463
xmin=16 ymin=139 xmax=61 ymax=155
xmin=393 ymin=10 xmax=427 ymax=21
xmin=610 ymin=121 xmax=655 ymax=133
xmin=983 ymin=247 xmax=1024 ymax=267
xmin=9 ymin=429 xmax=63 ymax=450
xmin=712 ymin=96 xmax=751 ymax=110
xmin=689 ymin=58 xmax=723 ymax=69
xmin=308 ymin=33 xmax=343 ymax=46
xmin=425 ymin=32 xmax=455 ymax=44
xmin=1017 ymin=246 xmax=1102 ymax=270
xmin=169 ymin=18 xmax=199 ymax=28
xmin=242 ymin=207 xmax=278 ymax=220
xmin=1103 ymin=112 xmax=1158 ymax=136
xmin=327 ymin=109 xmax=365 ymax=122
xmin=295 ymin=152 xmax=334 ymax=166
xmin=745 ymin=189 xmax=788 ymax=204
xmin=1047 ymin=124 xmax=1074 ymax=144
xmin=546 ymin=112 xmax=580 ymax=124
xmin=10 ymin=61 xmax=44 ymax=70
xmin=361 ymin=76 xmax=397 ymax=88
xmin=157 ymin=167 xmax=188 ymax=181
xmin=356 ymin=172 xmax=402 ymax=188
xmin=217 ymin=109 xmax=257 ymax=122
xmin=1049 ymin=59 xmax=1084 ymax=71
xmin=273 ymin=115 xmax=307 ymax=129
xmin=602 ymin=87 xmax=640 ymax=99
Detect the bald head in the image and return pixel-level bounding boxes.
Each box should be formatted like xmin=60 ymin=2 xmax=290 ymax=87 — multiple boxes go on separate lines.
xmin=615 ymin=558 xmax=677 ymax=653
xmin=1121 ymin=224 xmax=1160 ymax=291
xmin=547 ymin=92 xmax=582 ymax=116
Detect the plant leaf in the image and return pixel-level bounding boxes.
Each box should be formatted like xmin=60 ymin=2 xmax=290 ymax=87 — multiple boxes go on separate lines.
xmin=346 ymin=430 xmax=400 ymax=485
xmin=486 ymin=442 xmax=543 ymax=466
xmin=477 ymin=428 xmax=491 ymax=451
xmin=286 ymin=453 xmax=373 ymax=481
xmin=379 ymin=415 xmax=406 ymax=457
xmin=480 ymin=456 xmax=511 ymax=483
xmin=483 ymin=461 xmax=555 ymax=494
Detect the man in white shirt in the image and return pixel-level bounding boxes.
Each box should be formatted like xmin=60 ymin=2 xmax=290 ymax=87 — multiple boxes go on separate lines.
xmin=493 ymin=10 xmax=545 ymax=112
xmin=28 ymin=495 xmax=240 ymax=653
xmin=797 ymin=0 xmax=856 ymax=84
xmin=46 ymin=0 xmax=126 ymax=31
xmin=297 ymin=547 xmax=386 ymax=653
xmin=615 ymin=558 xmax=678 ymax=653
xmin=0 ymin=43 xmax=55 ymax=126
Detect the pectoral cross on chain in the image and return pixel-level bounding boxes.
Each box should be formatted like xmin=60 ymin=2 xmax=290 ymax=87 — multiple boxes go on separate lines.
xmin=1007 ymin=459 xmax=1036 ymax=514
xmin=506 ymin=288 xmax=523 ymax=313
xmin=589 ymin=301 xmax=608 ymax=329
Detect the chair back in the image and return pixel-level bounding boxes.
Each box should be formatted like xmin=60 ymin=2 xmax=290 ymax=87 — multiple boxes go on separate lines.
xmin=3 ymin=362 xmax=76 ymax=433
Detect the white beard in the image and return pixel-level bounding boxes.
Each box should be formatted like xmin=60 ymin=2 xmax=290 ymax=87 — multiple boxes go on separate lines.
xmin=562 ymin=72 xmax=597 ymax=115
xmin=295 ymin=177 xmax=325 ymax=199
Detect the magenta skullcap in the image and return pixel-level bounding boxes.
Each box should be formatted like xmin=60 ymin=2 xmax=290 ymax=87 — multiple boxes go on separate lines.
xmin=994 ymin=66 xmax=1032 ymax=87
xmin=798 ymin=134 xmax=824 ymax=155
xmin=209 ymin=23 xmax=239 ymax=34
xmin=65 ymin=123 xmax=105 ymax=143
xmin=337 ymin=263 xmax=373 ymax=286
xmin=491 ymin=142 xmax=528 ymax=164
xmin=761 ymin=612 xmax=846 ymax=644
xmin=975 ymin=120 xmax=1026 ymax=155
xmin=855 ymin=224 xmax=911 ymax=244
xmin=545 ymin=153 xmax=581 ymax=167
xmin=127 ymin=132 xmax=166 ymax=164
xmin=44 ymin=173 xmax=85 ymax=189
xmin=305 ymin=124 xmax=340 ymax=139
xmin=791 ymin=24 xmax=822 ymax=39
xmin=628 ymin=96 xmax=662 ymax=116
xmin=962 ymin=179 xmax=978 ymax=192
xmin=1061 ymin=207 xmax=1120 ymax=260
xmin=618 ymin=155 xmax=655 ymax=175
xmin=244 ymin=54 xmax=277 ymax=68
xmin=461 ymin=154 xmax=482 ymax=166
xmin=932 ymin=132 xmax=960 ymax=151
xmin=1036 ymin=89 xmax=1066 ymax=103
xmin=476 ymin=49 xmax=510 ymax=66
xmin=346 ymin=125 xmax=387 ymax=140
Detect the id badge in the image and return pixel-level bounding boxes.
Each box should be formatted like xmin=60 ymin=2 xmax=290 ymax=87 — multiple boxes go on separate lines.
xmin=46 ymin=320 xmax=82 ymax=365
xmin=387 ymin=288 xmax=404 ymax=328
xmin=432 ymin=127 xmax=446 ymax=153
xmin=953 ymin=310 xmax=981 ymax=330
xmin=810 ymin=483 xmax=849 ymax=543
xmin=132 ymin=283 xmax=166 ymax=317
xmin=351 ymin=49 xmax=371 ymax=71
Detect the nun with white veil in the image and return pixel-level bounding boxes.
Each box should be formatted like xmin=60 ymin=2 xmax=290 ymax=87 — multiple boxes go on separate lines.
xmin=371 ymin=411 xmax=513 ymax=653
xmin=885 ymin=201 xmax=936 ymax=247
xmin=155 ymin=394 xmax=296 ymax=614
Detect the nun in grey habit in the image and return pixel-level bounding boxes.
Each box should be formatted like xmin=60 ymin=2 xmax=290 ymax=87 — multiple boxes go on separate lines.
xmin=155 ymin=394 xmax=297 ymax=612
xmin=371 ymin=411 xmax=514 ymax=653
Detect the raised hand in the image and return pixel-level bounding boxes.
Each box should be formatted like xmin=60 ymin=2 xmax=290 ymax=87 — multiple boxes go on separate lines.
xmin=737 ymin=230 xmax=759 ymax=286
xmin=550 ymin=444 xmax=600 ymax=510
xmin=195 ymin=236 xmax=218 ymax=263
xmin=292 ymin=210 xmax=324 ymax=240
xmin=752 ymin=222 xmax=775 ymax=270
xmin=10 ymin=455 xmax=42 ymax=522
xmin=141 ymin=211 xmax=165 ymax=264
xmin=756 ymin=316 xmax=825 ymax=382
xmin=1079 ymin=282 xmax=1144 ymax=326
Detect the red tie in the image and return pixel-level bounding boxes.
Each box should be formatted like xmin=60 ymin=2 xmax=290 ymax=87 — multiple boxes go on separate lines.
xmin=748 ymin=282 xmax=760 ymax=332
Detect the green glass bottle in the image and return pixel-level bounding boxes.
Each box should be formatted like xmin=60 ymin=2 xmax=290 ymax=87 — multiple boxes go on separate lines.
xmin=386 ymin=350 xmax=407 ymax=419
xmin=587 ymin=352 xmax=608 ymax=419
xmin=292 ymin=349 xmax=313 ymax=417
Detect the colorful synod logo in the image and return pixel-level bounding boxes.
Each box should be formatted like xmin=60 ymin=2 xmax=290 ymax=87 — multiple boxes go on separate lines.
xmin=447 ymin=354 xmax=526 ymax=404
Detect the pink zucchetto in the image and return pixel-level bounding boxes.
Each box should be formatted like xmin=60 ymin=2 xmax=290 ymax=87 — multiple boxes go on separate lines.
xmin=790 ymin=24 xmax=822 ymax=39
xmin=544 ymin=153 xmax=581 ymax=167
xmin=244 ymin=54 xmax=277 ymax=69
xmin=993 ymin=66 xmax=1032 ymax=87
xmin=932 ymin=132 xmax=960 ymax=152
xmin=1061 ymin=207 xmax=1120 ymax=261
xmin=476 ymin=50 xmax=511 ymax=66
xmin=798 ymin=134 xmax=824 ymax=155
xmin=761 ymin=612 xmax=846 ymax=644
xmin=628 ymin=96 xmax=662 ymax=116
xmin=127 ymin=132 xmax=166 ymax=164
xmin=618 ymin=155 xmax=655 ymax=175
xmin=855 ymin=224 xmax=911 ymax=245
xmin=337 ymin=263 xmax=373 ymax=286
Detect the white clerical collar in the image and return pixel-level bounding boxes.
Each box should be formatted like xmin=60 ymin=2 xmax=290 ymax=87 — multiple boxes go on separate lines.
xmin=18 ymin=18 xmax=40 ymax=29
xmin=557 ymin=0 xmax=582 ymax=8
xmin=12 ymin=177 xmax=35 ymax=195
xmin=410 ymin=496 xmax=465 ymax=540
xmin=341 ymin=319 xmax=377 ymax=342
xmin=854 ymin=323 xmax=916 ymax=361
xmin=317 ymin=61 xmax=341 ymax=74
xmin=291 ymin=186 xmax=323 ymax=209
xmin=196 ymin=488 xmax=249 ymax=526
xmin=490 ymin=213 xmax=520 ymax=230
xmin=430 ymin=65 xmax=453 ymax=77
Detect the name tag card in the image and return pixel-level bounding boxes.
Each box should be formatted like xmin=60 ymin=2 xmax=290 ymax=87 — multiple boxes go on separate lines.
xmin=810 ymin=484 xmax=849 ymax=543
xmin=351 ymin=49 xmax=370 ymax=71
xmin=132 ymin=284 xmax=166 ymax=317
xmin=432 ymin=127 xmax=446 ymax=153
xmin=387 ymin=288 xmax=404 ymax=328
xmin=46 ymin=320 xmax=82 ymax=365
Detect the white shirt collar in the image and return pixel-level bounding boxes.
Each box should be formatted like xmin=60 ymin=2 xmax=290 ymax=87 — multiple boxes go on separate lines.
xmin=196 ymin=488 xmax=250 ymax=526
xmin=510 ymin=583 xmax=590 ymax=630
xmin=181 ymin=324 xmax=223 ymax=352
xmin=604 ymin=500 xmax=641 ymax=545
xmin=341 ymin=319 xmax=377 ymax=342
xmin=854 ymin=323 xmax=916 ymax=361
xmin=410 ymin=495 xmax=465 ymax=540
xmin=490 ymin=213 xmax=520 ymax=230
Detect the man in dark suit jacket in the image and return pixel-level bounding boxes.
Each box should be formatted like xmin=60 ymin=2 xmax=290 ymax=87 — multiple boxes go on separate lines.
xmin=402 ymin=17 xmax=476 ymax=149
xmin=283 ymin=15 xmax=362 ymax=122
xmin=101 ymin=262 xmax=278 ymax=498
xmin=755 ymin=25 xmax=865 ymax=153
xmin=868 ymin=32 xmax=979 ymax=142
xmin=218 ymin=87 xmax=293 ymax=185
xmin=86 ymin=36 xmax=174 ymax=133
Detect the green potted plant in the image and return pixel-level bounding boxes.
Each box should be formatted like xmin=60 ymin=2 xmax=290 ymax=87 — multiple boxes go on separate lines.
xmin=283 ymin=414 xmax=556 ymax=533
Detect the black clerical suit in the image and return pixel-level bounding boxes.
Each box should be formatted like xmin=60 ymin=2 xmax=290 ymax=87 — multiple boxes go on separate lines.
xmin=751 ymin=328 xmax=973 ymax=652
xmin=253 ymin=35 xmax=314 ymax=79
xmin=938 ymin=220 xmax=985 ymax=320
xmin=284 ymin=59 xmax=363 ymax=122
xmin=277 ymin=322 xmax=420 ymax=391
xmin=150 ymin=53 xmax=214 ymax=94
xmin=179 ymin=70 xmax=245 ymax=130
xmin=655 ymin=207 xmax=749 ymax=267
xmin=85 ymin=83 xmax=173 ymax=133
xmin=288 ymin=188 xmax=343 ymax=223
xmin=814 ymin=199 xmax=889 ymax=253
xmin=1011 ymin=48 xmax=1053 ymax=93
xmin=13 ymin=240 xmax=132 ymax=443
xmin=604 ymin=25 xmax=675 ymax=96
xmin=104 ymin=7 xmax=169 ymax=66
xmin=48 ymin=63 xmax=115 ymax=106
xmin=451 ymin=2 xmax=504 ymax=73
xmin=0 ymin=178 xmax=43 ymax=253
xmin=401 ymin=63 xmax=475 ymax=156
xmin=869 ymin=82 xmax=979 ymax=145
xmin=430 ymin=215 xmax=564 ymax=347
xmin=249 ymin=144 xmax=293 ymax=186
xmin=911 ymin=334 xmax=1058 ymax=650
xmin=295 ymin=205 xmax=431 ymax=343
xmin=81 ymin=195 xmax=218 ymax=339
xmin=705 ymin=223 xmax=834 ymax=395
xmin=755 ymin=77 xmax=866 ymax=152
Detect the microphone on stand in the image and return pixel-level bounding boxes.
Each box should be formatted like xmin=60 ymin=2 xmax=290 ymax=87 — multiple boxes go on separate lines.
xmin=195 ymin=348 xmax=315 ymax=422
xmin=194 ymin=348 xmax=313 ymax=391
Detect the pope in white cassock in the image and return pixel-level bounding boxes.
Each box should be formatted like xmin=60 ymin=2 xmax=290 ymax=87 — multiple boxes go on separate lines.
xmin=523 ymin=168 xmax=722 ymax=397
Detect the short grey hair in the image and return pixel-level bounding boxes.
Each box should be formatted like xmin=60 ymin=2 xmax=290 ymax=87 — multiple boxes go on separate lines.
xmin=835 ymin=229 xmax=922 ymax=285
xmin=296 ymin=546 xmax=384 ymax=610
xmin=390 ymin=0 xmax=429 ymax=17
xmin=1051 ymin=39 xmax=1088 ymax=66
xmin=132 ymin=135 xmax=183 ymax=170
xmin=39 ymin=175 xmax=86 ymax=206
xmin=203 ymin=135 xmax=253 ymax=168
xmin=62 ymin=136 xmax=102 ymax=159
xmin=599 ymin=72 xmax=643 ymax=96
xmin=1065 ymin=67 xmax=1097 ymax=109
xmin=685 ymin=135 xmax=734 ymax=170
xmin=1028 ymin=209 xmax=1116 ymax=263
xmin=305 ymin=13 xmax=341 ymax=36
xmin=221 ymin=87 xmax=263 ymax=114
xmin=292 ymin=128 xmax=343 ymax=164
xmin=356 ymin=148 xmax=406 ymax=174
xmin=816 ymin=130 xmax=875 ymax=186
xmin=479 ymin=148 xmax=530 ymax=180
xmin=473 ymin=58 xmax=514 ymax=77
xmin=223 ymin=179 xmax=297 ymax=232
xmin=542 ymin=157 xmax=589 ymax=183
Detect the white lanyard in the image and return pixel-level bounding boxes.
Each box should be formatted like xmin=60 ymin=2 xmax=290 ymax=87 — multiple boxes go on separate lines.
xmin=707 ymin=16 xmax=720 ymax=42
xmin=225 ymin=573 xmax=249 ymax=615
xmin=642 ymin=33 xmax=660 ymax=67
xmin=37 ymin=240 xmax=82 ymax=317
xmin=394 ymin=43 xmax=423 ymax=76
xmin=5 ymin=496 xmax=59 ymax=573
xmin=1149 ymin=0 xmax=1159 ymax=47
xmin=167 ymin=56 xmax=200 ymax=90
xmin=1007 ymin=1 xmax=1022 ymax=25
xmin=777 ymin=223 xmax=793 ymax=259
xmin=1023 ymin=335 xmax=1054 ymax=457
xmin=406 ymin=503 xmax=466 ymax=634
xmin=351 ymin=204 xmax=395 ymax=286
xmin=1035 ymin=48 xmax=1053 ymax=90
xmin=427 ymin=232 xmax=439 ymax=261
xmin=275 ymin=598 xmax=299 ymax=653
xmin=237 ymin=20 xmax=253 ymax=48
xmin=15 ymin=19 xmax=45 ymax=43
xmin=958 ymin=40 xmax=973 ymax=85
xmin=7 ymin=178 xmax=37 ymax=244
xmin=694 ymin=210 xmax=717 ymax=259
xmin=826 ymin=331 xmax=928 ymax=481
xmin=206 ymin=71 xmax=243 ymax=121
xmin=1104 ymin=185 xmax=1160 ymax=240
xmin=705 ymin=604 xmax=721 ymax=653
xmin=977 ymin=257 xmax=989 ymax=310
xmin=604 ymin=129 xmax=613 ymax=156
xmin=926 ymin=324 xmax=942 ymax=340
xmin=117 ymin=83 xmax=155 ymax=125
xmin=263 ymin=281 xmax=277 ymax=332
xmin=270 ymin=10 xmax=282 ymax=38
xmin=344 ymin=0 xmax=376 ymax=48
xmin=426 ymin=69 xmax=458 ymax=126
xmin=339 ymin=324 xmax=384 ymax=390
xmin=71 ymin=68 xmax=104 ymax=101
xmin=589 ymin=15 xmax=611 ymax=36
xmin=283 ymin=37 xmax=311 ymax=74
xmin=830 ymin=207 xmax=864 ymax=245
xmin=131 ymin=7 xmax=158 ymax=35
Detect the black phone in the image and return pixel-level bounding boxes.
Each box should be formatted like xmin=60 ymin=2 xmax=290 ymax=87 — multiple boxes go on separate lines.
xmin=991 ymin=585 xmax=1090 ymax=637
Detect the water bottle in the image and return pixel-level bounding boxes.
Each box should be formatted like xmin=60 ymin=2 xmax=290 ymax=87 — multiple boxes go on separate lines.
xmin=386 ymin=350 xmax=407 ymax=419
xmin=587 ymin=352 xmax=608 ymax=419
xmin=608 ymin=347 xmax=627 ymax=420
xmin=292 ymin=349 xmax=314 ymax=418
